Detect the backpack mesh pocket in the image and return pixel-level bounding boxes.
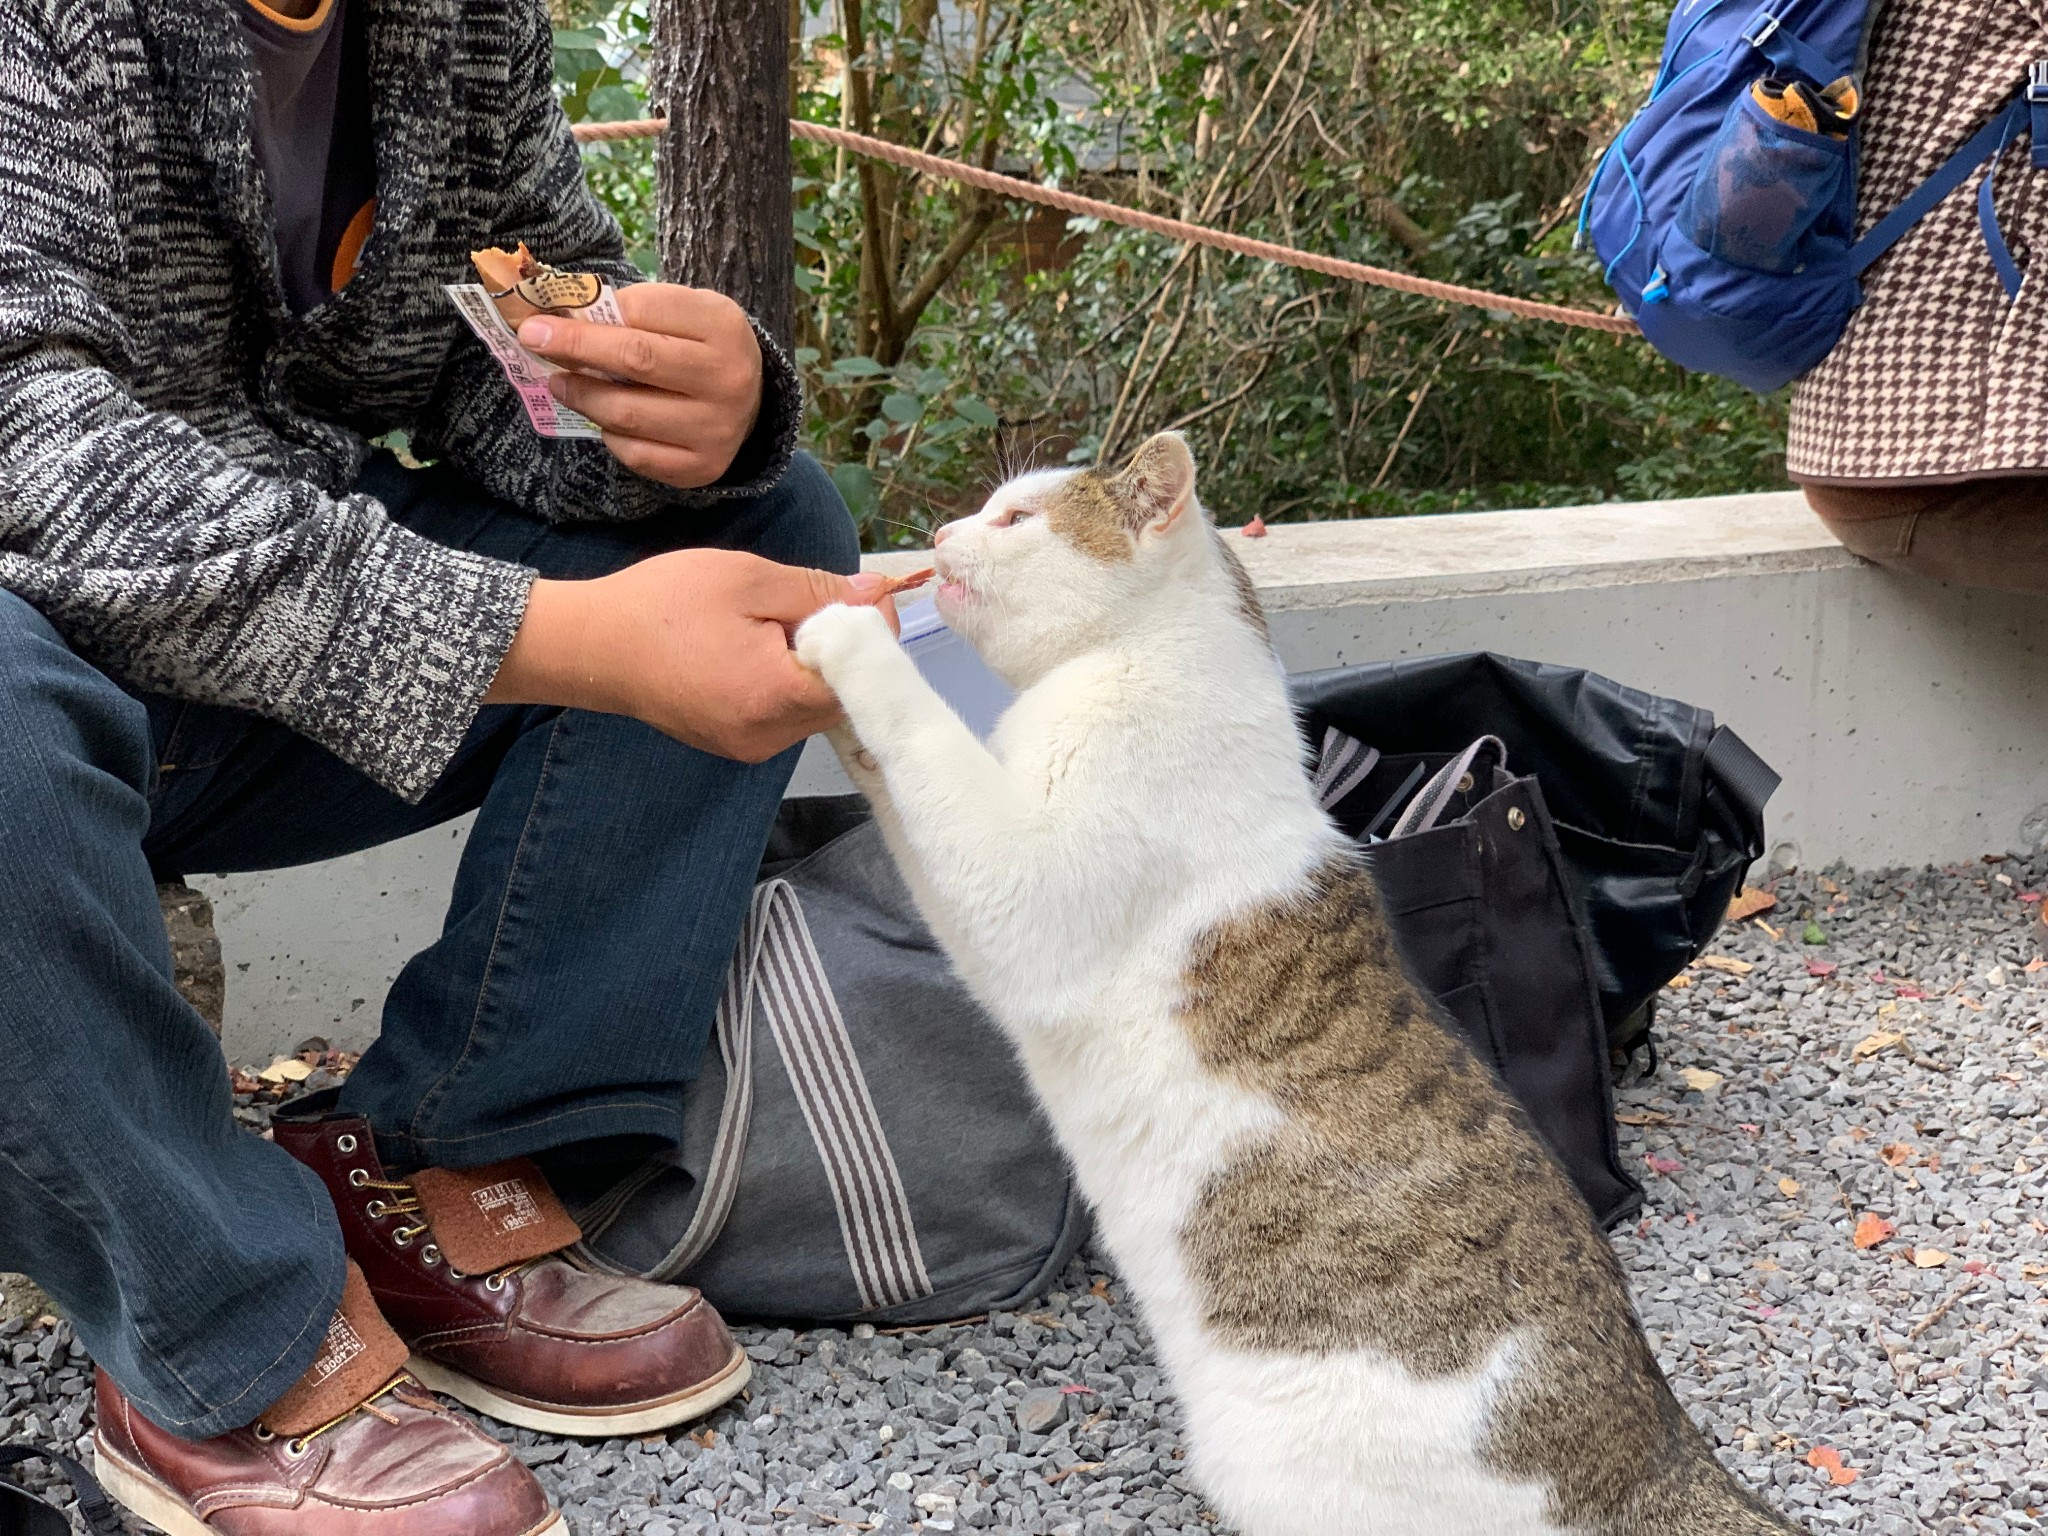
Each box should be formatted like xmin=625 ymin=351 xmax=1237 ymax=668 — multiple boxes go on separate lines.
xmin=1678 ymin=86 xmax=1851 ymax=274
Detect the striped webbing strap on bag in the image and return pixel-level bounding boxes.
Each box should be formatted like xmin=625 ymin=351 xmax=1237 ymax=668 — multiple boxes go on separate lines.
xmin=596 ymin=880 xmax=934 ymax=1311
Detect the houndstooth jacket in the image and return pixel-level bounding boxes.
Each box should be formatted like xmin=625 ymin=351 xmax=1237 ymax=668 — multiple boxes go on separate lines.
xmin=0 ymin=0 xmax=800 ymax=799
xmin=1788 ymin=0 xmax=2048 ymax=483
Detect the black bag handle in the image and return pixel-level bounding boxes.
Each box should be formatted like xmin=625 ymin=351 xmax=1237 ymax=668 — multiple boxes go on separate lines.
xmin=0 ymin=1445 xmax=122 ymax=1536
xmin=1704 ymin=725 xmax=1781 ymax=831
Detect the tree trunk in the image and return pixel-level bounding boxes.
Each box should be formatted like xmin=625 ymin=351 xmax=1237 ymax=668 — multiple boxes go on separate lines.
xmin=652 ymin=0 xmax=795 ymax=351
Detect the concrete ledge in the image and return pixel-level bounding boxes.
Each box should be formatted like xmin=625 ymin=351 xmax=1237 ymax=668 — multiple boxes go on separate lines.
xmin=204 ymin=490 xmax=2048 ymax=1058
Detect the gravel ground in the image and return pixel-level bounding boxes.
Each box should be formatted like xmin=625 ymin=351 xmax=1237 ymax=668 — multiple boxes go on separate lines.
xmin=10 ymin=858 xmax=2048 ymax=1533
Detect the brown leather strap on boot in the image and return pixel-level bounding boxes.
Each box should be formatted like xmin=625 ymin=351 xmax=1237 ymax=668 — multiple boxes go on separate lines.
xmin=260 ymin=1261 xmax=411 ymax=1437
xmin=406 ymin=1159 xmax=582 ymax=1275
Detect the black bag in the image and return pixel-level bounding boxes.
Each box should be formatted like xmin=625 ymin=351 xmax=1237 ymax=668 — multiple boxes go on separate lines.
xmin=1294 ymin=655 xmax=1779 ymax=1229
xmin=0 ymin=1445 xmax=120 ymax=1536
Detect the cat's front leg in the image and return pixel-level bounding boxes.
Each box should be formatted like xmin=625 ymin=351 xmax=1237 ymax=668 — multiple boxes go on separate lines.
xmin=795 ymin=602 xmax=1039 ymax=898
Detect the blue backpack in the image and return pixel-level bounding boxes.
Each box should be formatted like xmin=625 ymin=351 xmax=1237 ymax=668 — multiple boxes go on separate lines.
xmin=1581 ymin=0 xmax=2048 ymax=393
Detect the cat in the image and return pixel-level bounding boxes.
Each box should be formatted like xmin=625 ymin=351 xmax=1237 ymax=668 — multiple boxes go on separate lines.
xmin=793 ymin=431 xmax=1801 ymax=1536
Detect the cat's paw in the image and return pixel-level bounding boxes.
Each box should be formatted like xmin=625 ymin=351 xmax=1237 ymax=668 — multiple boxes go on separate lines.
xmin=794 ymin=601 xmax=893 ymax=681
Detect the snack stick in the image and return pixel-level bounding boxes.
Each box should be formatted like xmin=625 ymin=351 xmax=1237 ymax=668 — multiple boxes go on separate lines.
xmin=871 ymin=567 xmax=936 ymax=599
xmin=444 ymin=245 xmax=624 ymax=440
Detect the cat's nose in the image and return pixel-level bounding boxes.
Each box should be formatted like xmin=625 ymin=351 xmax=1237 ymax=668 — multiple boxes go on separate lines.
xmin=932 ymin=524 xmax=953 ymax=546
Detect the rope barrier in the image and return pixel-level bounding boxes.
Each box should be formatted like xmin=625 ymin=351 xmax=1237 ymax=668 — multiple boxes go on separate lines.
xmin=570 ymin=116 xmax=1641 ymax=336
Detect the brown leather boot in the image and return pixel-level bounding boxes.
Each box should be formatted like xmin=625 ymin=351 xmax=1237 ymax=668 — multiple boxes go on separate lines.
xmin=91 ymin=1265 xmax=560 ymax=1536
xmin=273 ymin=1104 xmax=749 ymax=1437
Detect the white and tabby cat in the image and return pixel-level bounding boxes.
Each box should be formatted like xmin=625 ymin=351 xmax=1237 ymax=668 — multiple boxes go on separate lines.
xmin=794 ymin=433 xmax=1799 ymax=1536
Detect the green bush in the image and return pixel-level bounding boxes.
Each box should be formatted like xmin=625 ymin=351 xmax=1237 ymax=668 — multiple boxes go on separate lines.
xmin=553 ymin=0 xmax=1786 ymax=546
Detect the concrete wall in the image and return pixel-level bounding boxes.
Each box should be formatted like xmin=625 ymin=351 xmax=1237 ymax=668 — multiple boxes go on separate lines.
xmin=202 ymin=490 xmax=2048 ymax=1060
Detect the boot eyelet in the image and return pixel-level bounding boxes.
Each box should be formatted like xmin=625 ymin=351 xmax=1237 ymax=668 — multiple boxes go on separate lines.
xmin=285 ymin=1438 xmax=310 ymax=1458
xmin=393 ymin=1229 xmax=414 ymax=1249
xmin=347 ymin=1169 xmax=370 ymax=1188
xmin=485 ymin=1273 xmax=506 ymax=1292
xmin=366 ymin=1200 xmax=388 ymax=1219
xmin=252 ymin=1425 xmax=275 ymax=1442
xmin=336 ymin=1134 xmax=357 ymax=1154
xmin=420 ymin=1244 xmax=442 ymax=1266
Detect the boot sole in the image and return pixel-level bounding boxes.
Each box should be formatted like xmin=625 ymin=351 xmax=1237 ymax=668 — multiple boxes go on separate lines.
xmin=406 ymin=1345 xmax=752 ymax=1437
xmin=93 ymin=1433 xmax=567 ymax=1536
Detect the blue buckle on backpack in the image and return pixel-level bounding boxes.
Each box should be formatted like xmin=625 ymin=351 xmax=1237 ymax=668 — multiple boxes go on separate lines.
xmin=2029 ymin=60 xmax=2048 ymax=169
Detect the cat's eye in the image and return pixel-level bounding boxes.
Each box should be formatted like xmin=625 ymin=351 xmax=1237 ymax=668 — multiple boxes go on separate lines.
xmin=999 ymin=506 xmax=1036 ymax=526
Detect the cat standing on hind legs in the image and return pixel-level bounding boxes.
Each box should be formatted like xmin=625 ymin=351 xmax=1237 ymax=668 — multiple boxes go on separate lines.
xmin=794 ymin=431 xmax=1802 ymax=1536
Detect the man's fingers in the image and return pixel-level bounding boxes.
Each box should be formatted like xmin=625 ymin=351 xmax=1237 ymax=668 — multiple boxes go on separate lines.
xmin=599 ymin=432 xmax=719 ymax=490
xmin=518 ymin=314 xmax=721 ymax=390
xmin=554 ymin=375 xmax=727 ymax=441
xmin=614 ymin=283 xmax=750 ymax=344
xmin=747 ymin=563 xmax=894 ymax=625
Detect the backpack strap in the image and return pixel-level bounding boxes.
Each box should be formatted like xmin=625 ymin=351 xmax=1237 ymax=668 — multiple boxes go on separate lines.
xmin=0 ymin=1444 xmax=123 ymax=1536
xmin=1850 ymin=87 xmax=2032 ymax=281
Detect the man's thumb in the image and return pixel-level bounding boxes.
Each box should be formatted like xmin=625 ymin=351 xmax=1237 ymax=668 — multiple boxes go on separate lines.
xmin=756 ymin=565 xmax=890 ymax=623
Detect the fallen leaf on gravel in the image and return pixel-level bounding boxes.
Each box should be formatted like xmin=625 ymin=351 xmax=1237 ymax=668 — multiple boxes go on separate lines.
xmin=2029 ymin=957 xmax=2047 ymax=972
xmin=1778 ymin=1177 xmax=1801 ymax=1197
xmin=1645 ymin=1154 xmax=1684 ymax=1176
xmin=1665 ymin=974 xmax=1693 ymax=989
xmin=1880 ymin=1143 xmax=1915 ymax=1167
xmin=1754 ymin=1257 xmax=1780 ymax=1270
xmin=1805 ymin=1446 xmax=1858 ymax=1486
xmin=258 ymin=1056 xmax=314 ymax=1084
xmin=1755 ymin=918 xmax=1784 ymax=941
xmin=1892 ymin=985 xmax=1926 ymax=1001
xmin=1805 ymin=959 xmax=1837 ymax=978
xmin=1802 ymin=922 xmax=1828 ymax=945
xmin=1727 ymin=887 xmax=1778 ymax=921
xmin=1679 ymin=1067 xmax=1724 ymax=1092
xmin=1090 ymin=1278 xmax=1117 ymax=1304
xmin=1852 ymin=1031 xmax=1906 ymax=1061
xmin=690 ymin=1427 xmax=717 ymax=1449
xmin=2022 ymin=1262 xmax=2048 ymax=1280
xmin=1696 ymin=955 xmax=1753 ymax=975
xmin=1616 ymin=1110 xmax=1671 ymax=1126
xmin=1852 ymin=1213 xmax=1896 ymax=1250
xmin=1963 ymin=1260 xmax=1990 ymax=1276
xmin=1911 ymin=1249 xmax=1951 ymax=1268
xmin=2025 ymin=893 xmax=2045 ymax=906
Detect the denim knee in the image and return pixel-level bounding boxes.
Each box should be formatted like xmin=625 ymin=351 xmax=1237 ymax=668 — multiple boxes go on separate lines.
xmin=0 ymin=590 xmax=155 ymax=807
xmin=744 ymin=453 xmax=861 ymax=576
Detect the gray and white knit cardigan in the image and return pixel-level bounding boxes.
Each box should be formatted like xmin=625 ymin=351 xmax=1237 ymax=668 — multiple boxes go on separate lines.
xmin=0 ymin=0 xmax=800 ymax=799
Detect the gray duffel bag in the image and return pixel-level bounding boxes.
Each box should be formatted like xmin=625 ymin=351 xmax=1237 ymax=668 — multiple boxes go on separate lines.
xmin=571 ymin=796 xmax=1090 ymax=1326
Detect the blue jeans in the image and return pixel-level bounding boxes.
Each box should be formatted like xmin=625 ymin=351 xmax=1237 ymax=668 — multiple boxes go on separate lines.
xmin=0 ymin=451 xmax=855 ymax=1439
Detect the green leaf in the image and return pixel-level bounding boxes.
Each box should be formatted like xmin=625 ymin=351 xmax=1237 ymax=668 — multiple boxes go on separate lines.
xmin=1802 ymin=922 xmax=1828 ymax=945
xmin=550 ymin=28 xmax=606 ymax=50
xmin=954 ymin=396 xmax=999 ymax=428
xmin=881 ymin=392 xmax=924 ymax=425
xmin=828 ymin=355 xmax=888 ymax=378
xmin=586 ymin=84 xmax=641 ymax=123
xmin=831 ymin=462 xmax=878 ymax=520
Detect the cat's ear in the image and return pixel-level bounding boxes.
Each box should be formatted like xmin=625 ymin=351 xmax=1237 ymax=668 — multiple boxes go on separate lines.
xmin=1108 ymin=432 xmax=1197 ymax=534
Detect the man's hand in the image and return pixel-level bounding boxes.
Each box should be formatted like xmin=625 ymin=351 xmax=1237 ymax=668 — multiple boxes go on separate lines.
xmin=517 ymin=284 xmax=765 ymax=490
xmin=486 ymin=551 xmax=896 ymax=763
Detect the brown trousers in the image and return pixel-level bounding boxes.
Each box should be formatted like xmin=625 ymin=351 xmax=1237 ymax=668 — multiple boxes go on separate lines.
xmin=1804 ymin=479 xmax=2048 ymax=594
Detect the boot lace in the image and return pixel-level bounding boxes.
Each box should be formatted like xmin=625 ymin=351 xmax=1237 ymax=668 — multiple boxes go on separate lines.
xmin=355 ymin=1176 xmax=538 ymax=1290
xmin=255 ymin=1374 xmax=445 ymax=1457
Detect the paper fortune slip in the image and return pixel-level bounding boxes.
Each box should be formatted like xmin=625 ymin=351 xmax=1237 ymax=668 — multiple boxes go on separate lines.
xmin=444 ymin=269 xmax=624 ymax=441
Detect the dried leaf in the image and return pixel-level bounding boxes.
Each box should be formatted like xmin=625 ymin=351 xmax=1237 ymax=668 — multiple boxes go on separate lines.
xmin=2028 ymin=957 xmax=2047 ymax=973
xmin=1665 ymin=974 xmax=1694 ymax=990
xmin=690 ymin=1427 xmax=717 ymax=1449
xmin=1695 ymin=955 xmax=1753 ymax=976
xmin=1852 ymin=1212 xmax=1895 ymax=1250
xmin=1755 ymin=918 xmax=1784 ymax=941
xmin=258 ymin=1056 xmax=314 ymax=1084
xmin=1644 ymin=1153 xmax=1683 ymax=1176
xmin=1818 ymin=876 xmax=1841 ymax=895
xmin=1240 ymin=515 xmax=1268 ymax=539
xmin=1852 ymin=1030 xmax=1906 ymax=1062
xmin=1679 ymin=1067 xmax=1724 ymax=1092
xmin=1778 ymin=1177 xmax=1801 ymax=1197
xmin=1805 ymin=1446 xmax=1859 ymax=1486
xmin=1726 ymin=887 xmax=1778 ymax=922
xmin=1805 ymin=959 xmax=1838 ymax=978
xmin=1615 ymin=1110 xmax=1672 ymax=1127
xmin=1911 ymin=1248 xmax=1951 ymax=1269
xmin=1089 ymin=1277 xmax=1117 ymax=1304
xmin=1879 ymin=1142 xmax=1915 ymax=1167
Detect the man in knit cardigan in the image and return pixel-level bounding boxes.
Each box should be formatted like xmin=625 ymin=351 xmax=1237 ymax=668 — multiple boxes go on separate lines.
xmin=0 ymin=0 xmax=872 ymax=1525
